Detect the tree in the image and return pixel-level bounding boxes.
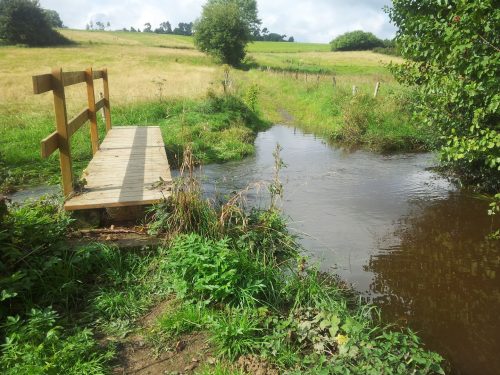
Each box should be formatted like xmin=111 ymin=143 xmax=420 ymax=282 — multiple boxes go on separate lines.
xmin=42 ymin=8 xmax=63 ymax=28
xmin=330 ymin=30 xmax=384 ymax=51
xmin=288 ymin=36 xmax=294 ymax=43
xmin=194 ymin=0 xmax=253 ymax=66
xmin=158 ymin=21 xmax=172 ymax=34
xmin=95 ymin=21 xmax=105 ymax=31
xmin=0 ymin=0 xmax=71 ymax=46
xmin=143 ymin=22 xmax=152 ymax=32
xmin=388 ymin=0 xmax=499 ymax=192
xmin=173 ymin=22 xmax=193 ymax=36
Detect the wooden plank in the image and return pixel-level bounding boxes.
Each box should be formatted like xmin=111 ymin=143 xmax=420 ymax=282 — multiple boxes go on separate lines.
xmin=85 ymin=68 xmax=99 ymax=155
xmin=40 ymin=131 xmax=59 ymax=159
xmin=102 ymin=68 xmax=112 ymax=132
xmin=92 ymin=70 xmax=104 ymax=79
xmin=62 ymin=71 xmax=86 ymax=87
xmin=67 ymin=108 xmax=90 ymax=138
xmin=32 ymin=74 xmax=53 ymax=94
xmin=95 ymin=98 xmax=105 ymax=111
xmin=52 ymin=68 xmax=74 ymax=196
xmin=64 ymin=125 xmax=172 ymax=210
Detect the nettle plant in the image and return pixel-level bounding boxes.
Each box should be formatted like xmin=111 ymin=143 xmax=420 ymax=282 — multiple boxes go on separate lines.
xmin=387 ymin=0 xmax=500 ymax=192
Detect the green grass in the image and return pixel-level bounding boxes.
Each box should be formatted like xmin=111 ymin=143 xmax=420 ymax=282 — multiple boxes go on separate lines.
xmin=235 ymin=69 xmax=435 ymax=152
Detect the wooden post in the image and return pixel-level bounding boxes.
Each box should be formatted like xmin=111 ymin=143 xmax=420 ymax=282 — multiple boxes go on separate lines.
xmin=332 ymin=76 xmax=336 ymax=87
xmin=102 ymin=68 xmax=112 ymax=132
xmin=85 ymin=67 xmax=99 ymax=155
xmin=374 ymin=81 xmax=381 ymax=98
xmin=352 ymin=85 xmax=357 ymax=96
xmin=52 ymin=68 xmax=73 ymax=196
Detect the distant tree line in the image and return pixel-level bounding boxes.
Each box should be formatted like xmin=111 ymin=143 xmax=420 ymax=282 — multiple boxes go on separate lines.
xmin=117 ymin=20 xmax=294 ymax=42
xmin=117 ymin=21 xmax=194 ymax=36
xmin=0 ymin=0 xmax=71 ymax=46
xmin=252 ymin=27 xmax=294 ymax=42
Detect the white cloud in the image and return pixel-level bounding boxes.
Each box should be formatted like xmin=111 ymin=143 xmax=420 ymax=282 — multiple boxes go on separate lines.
xmin=39 ymin=0 xmax=396 ymax=42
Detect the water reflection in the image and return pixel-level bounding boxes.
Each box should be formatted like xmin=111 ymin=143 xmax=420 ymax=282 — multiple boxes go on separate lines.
xmin=368 ymin=194 xmax=500 ymax=375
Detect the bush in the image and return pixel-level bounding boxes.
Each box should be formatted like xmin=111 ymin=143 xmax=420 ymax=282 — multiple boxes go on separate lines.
xmin=330 ymin=30 xmax=384 ymax=51
xmin=0 ymin=0 xmax=72 ymax=46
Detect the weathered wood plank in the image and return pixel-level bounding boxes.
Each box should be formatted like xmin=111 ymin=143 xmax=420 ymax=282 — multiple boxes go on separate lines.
xmin=64 ymin=126 xmax=171 ymax=211
xmin=86 ymin=68 xmax=99 ymax=155
xmin=102 ymin=68 xmax=112 ymax=132
xmin=41 ymin=131 xmax=59 ymax=159
xmin=67 ymin=108 xmax=90 ymax=138
xmin=52 ymin=68 xmax=74 ymax=196
xmin=92 ymin=70 xmax=104 ymax=79
xmin=62 ymin=71 xmax=86 ymax=87
xmin=95 ymin=98 xmax=105 ymax=112
xmin=33 ymin=74 xmax=53 ymax=94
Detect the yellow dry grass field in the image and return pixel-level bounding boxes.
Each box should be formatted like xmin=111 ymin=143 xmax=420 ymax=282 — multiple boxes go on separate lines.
xmin=0 ymin=31 xmax=216 ymax=119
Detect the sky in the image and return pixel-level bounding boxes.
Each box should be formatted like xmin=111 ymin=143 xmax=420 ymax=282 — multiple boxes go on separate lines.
xmin=38 ymin=0 xmax=396 ymax=43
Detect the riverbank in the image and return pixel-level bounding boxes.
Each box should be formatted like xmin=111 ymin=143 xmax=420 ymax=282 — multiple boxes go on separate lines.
xmin=0 ymin=152 xmax=445 ymax=373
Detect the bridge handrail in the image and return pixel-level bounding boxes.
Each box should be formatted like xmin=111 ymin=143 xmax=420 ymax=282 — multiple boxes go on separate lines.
xmin=33 ymin=67 xmax=112 ymax=196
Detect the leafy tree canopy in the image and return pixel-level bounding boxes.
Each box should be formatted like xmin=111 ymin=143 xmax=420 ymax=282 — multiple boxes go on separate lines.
xmin=388 ymin=0 xmax=500 ymax=192
xmin=330 ymin=30 xmax=385 ymax=51
xmin=42 ymin=8 xmax=63 ymax=28
xmin=0 ymin=0 xmax=71 ymax=46
xmin=194 ymin=0 xmax=255 ymax=66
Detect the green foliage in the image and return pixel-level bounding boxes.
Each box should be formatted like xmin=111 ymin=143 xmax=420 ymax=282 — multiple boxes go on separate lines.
xmin=42 ymin=8 xmax=63 ymax=28
xmin=194 ymin=0 xmax=253 ymax=65
xmin=330 ymin=30 xmax=385 ymax=51
xmin=1 ymin=308 xmax=114 ymax=374
xmin=388 ymin=0 xmax=500 ymax=192
xmin=0 ymin=0 xmax=72 ymax=46
xmin=166 ymin=234 xmax=278 ymax=306
xmin=209 ymin=308 xmax=263 ymax=360
xmin=157 ymin=302 xmax=208 ymax=337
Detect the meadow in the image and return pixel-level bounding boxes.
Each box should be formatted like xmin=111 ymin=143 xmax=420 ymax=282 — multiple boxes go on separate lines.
xmin=0 ymin=29 xmax=430 ymax=191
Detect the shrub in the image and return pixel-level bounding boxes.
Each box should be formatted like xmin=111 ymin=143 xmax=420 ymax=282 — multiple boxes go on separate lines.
xmin=330 ymin=30 xmax=384 ymax=51
xmin=0 ymin=0 xmax=72 ymax=46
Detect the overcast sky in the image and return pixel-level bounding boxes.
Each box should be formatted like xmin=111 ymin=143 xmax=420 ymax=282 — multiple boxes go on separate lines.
xmin=39 ymin=0 xmax=396 ymax=43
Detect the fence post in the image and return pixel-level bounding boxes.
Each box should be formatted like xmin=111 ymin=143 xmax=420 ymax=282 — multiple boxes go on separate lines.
xmin=52 ymin=67 xmax=73 ymax=196
xmin=332 ymin=76 xmax=336 ymax=87
xmin=352 ymin=85 xmax=357 ymax=96
xmin=85 ymin=67 xmax=99 ymax=155
xmin=374 ymin=81 xmax=381 ymax=98
xmin=102 ymin=68 xmax=112 ymax=132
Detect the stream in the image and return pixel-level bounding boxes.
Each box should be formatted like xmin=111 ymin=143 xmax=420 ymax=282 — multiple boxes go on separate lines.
xmin=202 ymin=125 xmax=499 ymax=375
xmin=9 ymin=125 xmax=499 ymax=374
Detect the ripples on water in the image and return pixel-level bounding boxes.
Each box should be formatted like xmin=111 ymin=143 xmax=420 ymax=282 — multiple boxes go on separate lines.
xmin=202 ymin=125 xmax=500 ymax=375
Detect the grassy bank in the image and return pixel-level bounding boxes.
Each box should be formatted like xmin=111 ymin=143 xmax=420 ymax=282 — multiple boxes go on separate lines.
xmin=0 ymin=154 xmax=445 ymax=373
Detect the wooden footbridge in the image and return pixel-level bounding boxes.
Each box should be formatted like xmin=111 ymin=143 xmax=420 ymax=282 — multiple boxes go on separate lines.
xmin=34 ymin=68 xmax=171 ymax=211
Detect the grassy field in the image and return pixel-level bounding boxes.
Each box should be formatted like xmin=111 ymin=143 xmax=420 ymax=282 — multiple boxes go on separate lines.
xmin=0 ymin=29 xmax=429 ymax=191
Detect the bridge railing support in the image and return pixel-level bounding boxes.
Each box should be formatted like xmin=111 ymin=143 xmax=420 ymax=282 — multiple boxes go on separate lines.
xmin=33 ymin=67 xmax=112 ymax=196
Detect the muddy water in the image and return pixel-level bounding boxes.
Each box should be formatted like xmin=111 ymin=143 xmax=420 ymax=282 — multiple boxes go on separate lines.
xmin=203 ymin=125 xmax=500 ymax=375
